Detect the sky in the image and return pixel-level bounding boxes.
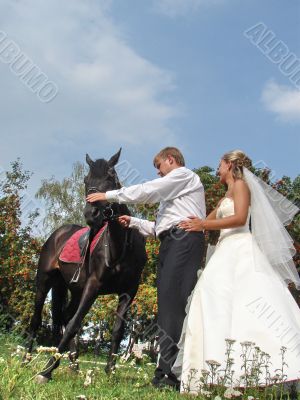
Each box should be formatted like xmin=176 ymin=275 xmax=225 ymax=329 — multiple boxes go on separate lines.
xmin=0 ymin=0 xmax=299 ymax=204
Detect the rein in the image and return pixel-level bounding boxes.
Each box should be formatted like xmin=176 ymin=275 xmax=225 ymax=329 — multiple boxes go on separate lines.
xmin=99 ymin=203 xmax=130 ymax=269
xmin=103 ymin=227 xmax=130 ymax=269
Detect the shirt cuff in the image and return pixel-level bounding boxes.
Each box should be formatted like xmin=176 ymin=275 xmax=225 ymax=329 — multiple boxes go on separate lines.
xmin=106 ymin=190 xmax=119 ymax=202
xmin=129 ymin=217 xmax=140 ymax=229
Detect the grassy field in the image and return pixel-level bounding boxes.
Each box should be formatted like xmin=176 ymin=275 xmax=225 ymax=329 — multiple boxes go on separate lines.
xmin=0 ymin=334 xmax=299 ymax=400
xmin=0 ymin=334 xmax=183 ymax=400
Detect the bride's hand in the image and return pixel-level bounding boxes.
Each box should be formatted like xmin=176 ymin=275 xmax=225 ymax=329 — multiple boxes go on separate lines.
xmin=179 ymin=216 xmax=204 ymax=232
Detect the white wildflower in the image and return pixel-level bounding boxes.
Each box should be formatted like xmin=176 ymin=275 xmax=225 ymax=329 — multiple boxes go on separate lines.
xmin=206 ymin=359 xmax=221 ymax=367
xmin=240 ymin=341 xmax=254 ymax=347
xmin=225 ymin=339 xmax=236 ymax=345
xmin=11 ymin=345 xmax=26 ymax=357
xmin=83 ymin=369 xmax=94 ymax=387
xmin=201 ymin=369 xmax=210 ymax=376
xmin=62 ymin=352 xmax=70 ymax=359
xmin=224 ymin=387 xmax=242 ymax=398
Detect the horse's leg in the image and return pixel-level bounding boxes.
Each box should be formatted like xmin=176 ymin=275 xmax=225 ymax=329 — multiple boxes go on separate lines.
xmin=105 ymin=290 xmax=136 ymax=374
xmin=36 ymin=277 xmax=100 ymax=383
xmin=25 ymin=269 xmax=52 ymax=357
xmin=63 ymin=294 xmax=81 ymax=371
xmin=68 ymin=335 xmax=80 ymax=372
xmin=51 ymin=278 xmax=68 ymax=346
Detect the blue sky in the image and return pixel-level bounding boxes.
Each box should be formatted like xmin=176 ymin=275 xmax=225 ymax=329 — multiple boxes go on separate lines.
xmin=0 ymin=0 xmax=299 ymax=200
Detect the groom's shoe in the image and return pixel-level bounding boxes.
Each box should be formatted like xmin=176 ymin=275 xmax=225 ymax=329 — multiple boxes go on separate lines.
xmin=151 ymin=375 xmax=180 ymax=391
xmin=151 ymin=368 xmax=165 ymax=387
xmin=151 ymin=375 xmax=163 ymax=387
xmin=166 ymin=372 xmax=180 ymax=391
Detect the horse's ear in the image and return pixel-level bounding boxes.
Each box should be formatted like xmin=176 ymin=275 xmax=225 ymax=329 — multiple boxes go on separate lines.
xmin=86 ymin=154 xmax=94 ymax=167
xmin=108 ymin=148 xmax=122 ymax=167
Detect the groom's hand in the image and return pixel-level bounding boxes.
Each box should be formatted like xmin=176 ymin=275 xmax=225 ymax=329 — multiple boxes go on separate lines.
xmin=179 ymin=216 xmax=204 ymax=232
xmin=86 ymin=192 xmax=107 ymax=203
xmin=118 ymin=215 xmax=131 ymax=228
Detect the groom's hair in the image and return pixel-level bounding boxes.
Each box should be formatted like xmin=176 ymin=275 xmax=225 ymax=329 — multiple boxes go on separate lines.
xmin=153 ymin=147 xmax=185 ymax=167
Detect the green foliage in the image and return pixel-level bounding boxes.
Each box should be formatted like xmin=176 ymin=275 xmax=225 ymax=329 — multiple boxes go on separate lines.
xmin=193 ymin=166 xmax=226 ymax=246
xmin=272 ymin=174 xmax=300 ymax=244
xmin=36 ymin=161 xmax=87 ymax=235
xmin=0 ymin=160 xmax=41 ymax=334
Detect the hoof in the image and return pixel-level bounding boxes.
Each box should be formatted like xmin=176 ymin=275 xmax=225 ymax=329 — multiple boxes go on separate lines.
xmin=35 ymin=375 xmax=50 ymax=384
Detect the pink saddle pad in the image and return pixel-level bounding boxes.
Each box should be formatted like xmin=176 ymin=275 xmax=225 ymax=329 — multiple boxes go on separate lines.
xmin=59 ymin=224 xmax=107 ymax=263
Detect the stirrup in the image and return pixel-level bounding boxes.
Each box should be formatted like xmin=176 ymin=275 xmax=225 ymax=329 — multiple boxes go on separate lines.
xmin=70 ymin=267 xmax=81 ymax=284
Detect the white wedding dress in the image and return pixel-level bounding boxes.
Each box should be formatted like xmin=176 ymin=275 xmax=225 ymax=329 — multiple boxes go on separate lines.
xmin=172 ymin=197 xmax=300 ymax=393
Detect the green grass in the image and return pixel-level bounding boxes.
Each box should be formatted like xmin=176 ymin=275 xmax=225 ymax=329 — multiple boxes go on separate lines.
xmin=0 ymin=334 xmax=299 ymax=400
xmin=0 ymin=334 xmax=182 ymax=400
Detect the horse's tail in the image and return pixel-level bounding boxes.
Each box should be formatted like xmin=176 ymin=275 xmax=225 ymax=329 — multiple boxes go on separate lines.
xmin=51 ymin=275 xmax=68 ymax=346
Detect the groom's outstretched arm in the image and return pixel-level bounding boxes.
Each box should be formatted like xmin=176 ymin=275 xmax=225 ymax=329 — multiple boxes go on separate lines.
xmin=129 ymin=217 xmax=155 ymax=237
xmin=118 ymin=215 xmax=155 ymax=237
xmin=86 ymin=167 xmax=202 ymax=205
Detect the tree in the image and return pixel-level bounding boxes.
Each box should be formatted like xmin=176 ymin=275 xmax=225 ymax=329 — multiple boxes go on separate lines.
xmin=36 ymin=161 xmax=87 ymax=235
xmin=0 ymin=160 xmax=41 ymax=333
xmin=271 ymin=173 xmax=300 ymax=305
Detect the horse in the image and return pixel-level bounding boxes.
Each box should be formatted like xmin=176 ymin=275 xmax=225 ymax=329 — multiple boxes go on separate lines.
xmin=27 ymin=149 xmax=147 ymax=383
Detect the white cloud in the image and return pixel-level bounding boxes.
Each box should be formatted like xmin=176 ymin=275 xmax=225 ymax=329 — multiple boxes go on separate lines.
xmin=261 ymin=81 xmax=300 ymax=123
xmin=152 ymin=0 xmax=224 ymax=18
xmin=0 ymin=0 xmax=180 ymax=189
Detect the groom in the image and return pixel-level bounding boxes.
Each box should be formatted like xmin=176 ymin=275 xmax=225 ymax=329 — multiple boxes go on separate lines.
xmin=87 ymin=147 xmax=206 ymax=389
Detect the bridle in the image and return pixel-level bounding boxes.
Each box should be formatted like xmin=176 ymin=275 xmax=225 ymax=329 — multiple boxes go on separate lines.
xmin=86 ymin=186 xmax=120 ymax=222
xmin=86 ymin=169 xmax=122 ymax=222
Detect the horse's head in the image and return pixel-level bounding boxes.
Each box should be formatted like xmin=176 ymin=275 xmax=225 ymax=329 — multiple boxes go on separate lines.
xmin=84 ymin=149 xmax=122 ymax=228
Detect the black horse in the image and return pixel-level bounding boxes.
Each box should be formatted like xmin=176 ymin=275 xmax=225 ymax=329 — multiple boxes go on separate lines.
xmin=27 ymin=149 xmax=147 ymax=383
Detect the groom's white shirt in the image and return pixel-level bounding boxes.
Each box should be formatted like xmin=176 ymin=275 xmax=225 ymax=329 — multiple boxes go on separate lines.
xmin=106 ymin=167 xmax=206 ymax=237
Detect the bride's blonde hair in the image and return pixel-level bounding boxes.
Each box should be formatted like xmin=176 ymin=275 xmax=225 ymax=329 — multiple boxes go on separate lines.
xmin=222 ymin=150 xmax=252 ymax=180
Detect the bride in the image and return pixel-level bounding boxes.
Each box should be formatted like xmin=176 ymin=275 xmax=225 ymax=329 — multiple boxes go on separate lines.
xmin=172 ymin=150 xmax=300 ymax=393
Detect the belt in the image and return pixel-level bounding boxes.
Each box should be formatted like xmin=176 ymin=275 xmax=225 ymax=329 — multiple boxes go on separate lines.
xmin=158 ymin=225 xmax=183 ymax=241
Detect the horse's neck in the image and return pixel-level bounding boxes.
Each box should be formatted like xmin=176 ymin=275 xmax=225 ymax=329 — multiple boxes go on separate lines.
xmin=108 ymin=220 xmax=126 ymax=242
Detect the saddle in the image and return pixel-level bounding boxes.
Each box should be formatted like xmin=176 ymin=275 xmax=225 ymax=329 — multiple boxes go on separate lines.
xmin=59 ymin=225 xmax=107 ymax=263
